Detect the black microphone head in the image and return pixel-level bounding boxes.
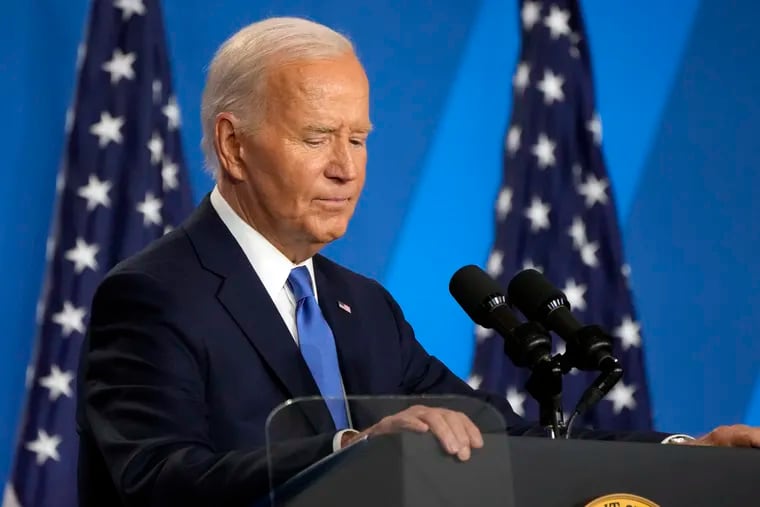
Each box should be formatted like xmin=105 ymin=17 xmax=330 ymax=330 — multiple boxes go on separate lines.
xmin=449 ymin=265 xmax=507 ymax=327
xmin=507 ymin=268 xmax=569 ymax=321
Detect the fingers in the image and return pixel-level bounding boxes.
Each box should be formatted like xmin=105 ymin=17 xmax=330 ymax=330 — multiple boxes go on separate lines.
xmin=417 ymin=408 xmax=483 ymax=461
xmin=444 ymin=412 xmax=476 ymax=461
xmin=374 ymin=414 xmax=429 ymax=434
xmin=364 ymin=406 xmax=485 ymax=461
xmin=461 ymin=413 xmax=484 ymax=449
xmin=418 ymin=410 xmax=462 ymax=456
xmin=697 ymin=425 xmax=760 ymax=448
xmin=751 ymin=428 xmax=760 ymax=448
xmin=731 ymin=425 xmax=760 ymax=447
xmin=398 ymin=415 xmax=430 ymax=433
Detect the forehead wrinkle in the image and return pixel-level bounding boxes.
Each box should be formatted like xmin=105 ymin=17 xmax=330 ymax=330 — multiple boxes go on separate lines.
xmin=262 ymin=56 xmax=371 ymax=131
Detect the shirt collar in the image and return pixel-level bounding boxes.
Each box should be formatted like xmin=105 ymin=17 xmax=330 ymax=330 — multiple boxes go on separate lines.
xmin=209 ymin=186 xmax=317 ymax=301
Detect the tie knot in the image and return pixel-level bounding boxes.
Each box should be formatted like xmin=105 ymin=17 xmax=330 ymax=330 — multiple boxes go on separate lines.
xmin=288 ymin=266 xmax=314 ymax=302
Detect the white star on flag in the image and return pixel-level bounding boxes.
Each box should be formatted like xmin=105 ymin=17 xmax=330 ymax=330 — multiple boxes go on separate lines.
xmin=614 ymin=316 xmax=641 ymax=350
xmin=496 ymin=187 xmax=513 ymax=220
xmin=580 ymin=241 xmax=599 ymax=268
xmin=544 ymin=5 xmax=571 ymax=39
xmin=531 ymin=133 xmax=556 ymax=168
xmin=161 ymin=157 xmax=179 ymax=191
xmin=524 ymin=197 xmax=551 ymax=232
xmin=163 ymin=225 xmax=174 ymax=236
xmin=162 ymin=96 xmax=181 ymax=130
xmin=475 ymin=325 xmax=493 ymax=343
xmin=25 ymin=430 xmax=62 ymax=465
xmin=64 ymin=238 xmax=99 ymax=274
xmin=147 ymin=132 xmax=164 ymax=165
xmin=102 ymin=48 xmax=136 ymax=84
xmin=521 ymin=1 xmax=542 ymax=30
xmin=506 ymin=126 xmax=522 ymax=155
xmin=577 ymin=173 xmax=609 ymax=208
xmin=77 ymin=174 xmax=112 ymax=211
xmin=568 ymin=217 xmax=587 ymax=249
xmin=115 ymin=0 xmax=146 ymax=20
xmin=606 ymin=380 xmax=637 ymax=414
xmin=38 ymin=365 xmax=74 ymax=401
xmin=621 ymin=264 xmax=632 ymax=279
xmin=467 ymin=375 xmax=483 ymax=390
xmin=562 ymin=279 xmax=587 ymax=312
xmin=89 ymin=111 xmax=124 ymax=147
xmin=513 ymin=62 xmax=531 ymax=94
xmin=587 ymin=112 xmax=602 ymax=145
xmin=136 ymin=192 xmax=163 ymax=226
xmin=51 ymin=301 xmax=86 ymax=337
xmin=506 ymin=386 xmax=527 ymax=417
xmin=486 ymin=249 xmax=504 ymax=277
xmin=536 ymin=69 xmax=565 ymax=104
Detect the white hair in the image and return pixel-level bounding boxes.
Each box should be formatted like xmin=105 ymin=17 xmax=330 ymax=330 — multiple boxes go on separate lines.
xmin=200 ymin=17 xmax=355 ymax=177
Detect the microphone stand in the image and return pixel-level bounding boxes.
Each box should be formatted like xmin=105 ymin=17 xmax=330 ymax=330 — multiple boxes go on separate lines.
xmin=524 ymin=355 xmax=567 ymax=438
xmin=559 ymin=326 xmax=624 ymax=438
xmin=504 ymin=322 xmax=567 ymax=439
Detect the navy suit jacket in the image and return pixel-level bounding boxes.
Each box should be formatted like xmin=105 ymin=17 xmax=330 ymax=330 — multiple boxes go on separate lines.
xmin=77 ymin=196 xmax=665 ymax=507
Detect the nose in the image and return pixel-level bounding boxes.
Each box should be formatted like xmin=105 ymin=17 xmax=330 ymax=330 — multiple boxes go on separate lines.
xmin=325 ymin=137 xmax=359 ymax=182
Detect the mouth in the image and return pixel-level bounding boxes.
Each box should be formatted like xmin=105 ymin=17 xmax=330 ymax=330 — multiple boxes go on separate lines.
xmin=314 ymin=197 xmax=352 ymax=210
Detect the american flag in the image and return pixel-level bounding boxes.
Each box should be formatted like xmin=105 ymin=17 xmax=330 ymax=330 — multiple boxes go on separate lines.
xmin=4 ymin=1 xmax=193 ymax=505
xmin=469 ymin=0 xmax=653 ymax=431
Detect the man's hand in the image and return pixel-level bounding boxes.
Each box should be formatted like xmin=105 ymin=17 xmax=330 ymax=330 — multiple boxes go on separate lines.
xmin=342 ymin=405 xmax=484 ymax=461
xmin=681 ymin=424 xmax=760 ymax=448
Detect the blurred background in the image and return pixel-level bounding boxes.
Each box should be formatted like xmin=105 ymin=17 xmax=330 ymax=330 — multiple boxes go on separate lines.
xmin=2 ymin=0 xmax=760 ymax=492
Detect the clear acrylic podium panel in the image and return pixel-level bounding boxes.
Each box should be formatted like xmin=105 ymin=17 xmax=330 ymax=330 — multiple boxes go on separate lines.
xmin=265 ymin=395 xmax=513 ymax=507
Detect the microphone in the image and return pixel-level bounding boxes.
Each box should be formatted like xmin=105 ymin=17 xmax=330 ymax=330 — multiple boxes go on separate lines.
xmin=507 ymin=269 xmax=623 ymax=435
xmin=506 ymin=268 xmax=618 ymax=373
xmin=450 ymin=265 xmax=567 ymax=438
xmin=449 ymin=265 xmax=553 ymax=371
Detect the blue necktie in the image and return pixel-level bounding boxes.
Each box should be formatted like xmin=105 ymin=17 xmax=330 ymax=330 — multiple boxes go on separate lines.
xmin=288 ymin=266 xmax=349 ymax=429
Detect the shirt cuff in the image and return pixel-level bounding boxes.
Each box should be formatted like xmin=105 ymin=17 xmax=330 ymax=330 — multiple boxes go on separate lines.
xmin=332 ymin=429 xmax=361 ymax=452
xmin=661 ymin=433 xmax=695 ymax=444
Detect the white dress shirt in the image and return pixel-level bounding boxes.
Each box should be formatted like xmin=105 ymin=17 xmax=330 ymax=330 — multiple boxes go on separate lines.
xmin=210 ymin=187 xmax=359 ymax=450
xmin=210 ymin=186 xmax=315 ymax=344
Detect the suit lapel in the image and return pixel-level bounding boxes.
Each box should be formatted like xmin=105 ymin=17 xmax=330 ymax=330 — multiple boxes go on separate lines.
xmin=313 ymin=256 xmax=369 ymax=397
xmin=184 ymin=197 xmax=333 ymax=432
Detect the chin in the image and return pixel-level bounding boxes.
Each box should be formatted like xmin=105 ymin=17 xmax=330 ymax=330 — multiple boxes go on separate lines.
xmin=304 ymin=212 xmax=353 ymax=245
xmin=312 ymin=223 xmax=350 ymax=245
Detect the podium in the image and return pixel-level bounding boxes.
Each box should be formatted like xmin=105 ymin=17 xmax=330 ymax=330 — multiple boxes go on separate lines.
xmin=264 ymin=396 xmax=760 ymax=506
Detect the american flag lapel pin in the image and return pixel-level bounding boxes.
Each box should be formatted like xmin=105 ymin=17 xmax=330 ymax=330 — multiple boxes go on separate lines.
xmin=337 ymin=301 xmax=352 ymax=314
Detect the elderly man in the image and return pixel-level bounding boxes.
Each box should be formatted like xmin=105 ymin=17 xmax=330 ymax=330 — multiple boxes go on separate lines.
xmin=77 ymin=16 xmax=760 ymax=507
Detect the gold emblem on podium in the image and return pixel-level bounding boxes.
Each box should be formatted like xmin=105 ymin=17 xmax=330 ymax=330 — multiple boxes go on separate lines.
xmin=585 ymin=493 xmax=659 ymax=507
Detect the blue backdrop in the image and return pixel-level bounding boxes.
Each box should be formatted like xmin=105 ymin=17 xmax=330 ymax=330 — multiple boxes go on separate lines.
xmin=1 ymin=0 xmax=759 ymax=486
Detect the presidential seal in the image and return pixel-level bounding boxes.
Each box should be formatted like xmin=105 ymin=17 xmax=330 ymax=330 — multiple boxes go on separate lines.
xmin=585 ymin=493 xmax=659 ymax=507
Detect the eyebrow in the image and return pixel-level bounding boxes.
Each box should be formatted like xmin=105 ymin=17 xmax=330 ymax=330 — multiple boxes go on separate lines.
xmin=303 ymin=123 xmax=374 ymax=135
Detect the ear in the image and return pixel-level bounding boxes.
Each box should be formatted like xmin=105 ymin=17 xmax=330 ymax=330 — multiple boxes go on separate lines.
xmin=214 ymin=112 xmax=247 ymax=182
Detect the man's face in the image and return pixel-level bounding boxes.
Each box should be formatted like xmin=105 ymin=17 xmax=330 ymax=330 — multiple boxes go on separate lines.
xmin=234 ymin=53 xmax=371 ymax=256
